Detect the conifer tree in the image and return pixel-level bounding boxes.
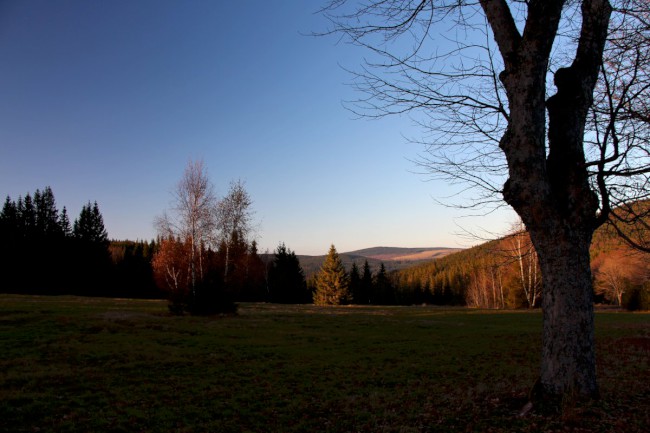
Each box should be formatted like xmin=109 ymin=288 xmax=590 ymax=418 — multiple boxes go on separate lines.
xmin=242 ymin=240 xmax=267 ymax=302
xmin=269 ymin=242 xmax=307 ymax=304
xmin=314 ymin=244 xmax=350 ymax=305
xmin=374 ymin=263 xmax=394 ymax=305
xmin=348 ymin=262 xmax=362 ymax=304
xmin=360 ymin=260 xmax=373 ymax=305
xmin=0 ymin=196 xmax=20 ymax=290
xmin=20 ymin=194 xmax=36 ymax=238
xmin=59 ymin=207 xmax=72 ymax=237
xmin=72 ymin=201 xmax=111 ymax=294
xmin=31 ymin=187 xmax=62 ymax=290
xmin=1 ymin=189 xmax=116 ymax=294
xmin=74 ymin=202 xmax=108 ymax=244
xmin=0 ymin=196 xmax=18 ymax=235
xmin=34 ymin=187 xmax=59 ymax=237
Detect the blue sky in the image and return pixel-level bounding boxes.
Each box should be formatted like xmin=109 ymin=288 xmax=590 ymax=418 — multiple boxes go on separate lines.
xmin=0 ymin=0 xmax=514 ymax=255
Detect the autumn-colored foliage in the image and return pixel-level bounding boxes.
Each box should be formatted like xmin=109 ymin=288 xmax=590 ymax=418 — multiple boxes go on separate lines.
xmin=152 ymin=237 xmax=191 ymax=313
xmin=392 ymin=217 xmax=650 ymax=310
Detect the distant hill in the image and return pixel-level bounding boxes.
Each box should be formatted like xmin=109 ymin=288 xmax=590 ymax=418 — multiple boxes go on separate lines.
xmin=296 ymin=247 xmax=461 ymax=277
xmin=345 ymin=247 xmax=462 ymax=262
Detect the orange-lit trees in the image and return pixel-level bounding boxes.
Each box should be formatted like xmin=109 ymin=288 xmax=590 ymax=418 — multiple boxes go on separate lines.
xmin=152 ymin=237 xmax=191 ymax=313
xmin=465 ymin=256 xmax=504 ymax=309
xmin=154 ymin=160 xmax=219 ymax=312
xmin=506 ymin=222 xmax=541 ymax=309
xmin=593 ymin=247 xmax=648 ymax=306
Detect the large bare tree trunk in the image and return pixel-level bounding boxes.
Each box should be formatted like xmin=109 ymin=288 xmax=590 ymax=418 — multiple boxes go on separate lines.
xmin=325 ymin=0 xmax=617 ymax=402
xmin=532 ymin=228 xmax=598 ymax=397
xmin=484 ymin=0 xmax=611 ymax=399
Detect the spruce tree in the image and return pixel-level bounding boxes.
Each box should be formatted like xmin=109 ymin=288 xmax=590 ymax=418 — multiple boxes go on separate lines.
xmin=72 ymin=201 xmax=111 ymax=294
xmin=74 ymin=202 xmax=108 ymax=244
xmin=1 ymin=189 xmax=114 ymax=294
xmin=348 ymin=262 xmax=362 ymax=304
xmin=20 ymin=194 xmax=36 ymax=238
xmin=374 ymin=263 xmax=394 ymax=305
xmin=269 ymin=242 xmax=307 ymax=304
xmin=243 ymin=240 xmax=267 ymax=302
xmin=360 ymin=260 xmax=373 ymax=305
xmin=31 ymin=187 xmax=62 ymax=290
xmin=59 ymin=207 xmax=72 ymax=237
xmin=0 ymin=196 xmax=18 ymax=236
xmin=0 ymin=196 xmax=20 ymax=290
xmin=34 ymin=187 xmax=60 ymax=237
xmin=314 ymin=244 xmax=350 ymax=305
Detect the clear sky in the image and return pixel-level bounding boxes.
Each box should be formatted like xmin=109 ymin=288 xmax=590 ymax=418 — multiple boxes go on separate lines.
xmin=0 ymin=0 xmax=515 ymax=256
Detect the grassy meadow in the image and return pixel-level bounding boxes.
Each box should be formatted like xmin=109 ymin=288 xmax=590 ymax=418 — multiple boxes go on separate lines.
xmin=1 ymin=295 xmax=648 ymax=433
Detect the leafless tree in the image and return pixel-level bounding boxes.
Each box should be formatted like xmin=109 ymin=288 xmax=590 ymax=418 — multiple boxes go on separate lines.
xmin=322 ymin=0 xmax=650 ymax=399
xmin=593 ymin=247 xmax=648 ymax=306
xmin=466 ymin=262 xmax=505 ymax=309
xmin=587 ymin=0 xmax=650 ymax=251
xmin=506 ymin=221 xmax=541 ymax=309
xmin=155 ymin=160 xmax=218 ymax=297
xmin=217 ymin=179 xmax=254 ymax=278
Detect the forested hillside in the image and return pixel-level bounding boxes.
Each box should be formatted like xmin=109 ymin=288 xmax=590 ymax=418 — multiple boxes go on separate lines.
xmin=392 ymin=217 xmax=650 ymax=310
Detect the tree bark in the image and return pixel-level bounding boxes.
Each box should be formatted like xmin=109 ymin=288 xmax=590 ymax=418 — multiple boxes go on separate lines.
xmin=483 ymin=0 xmax=612 ymax=399
xmin=532 ymin=226 xmax=598 ymax=398
xmin=326 ymin=0 xmax=615 ymax=402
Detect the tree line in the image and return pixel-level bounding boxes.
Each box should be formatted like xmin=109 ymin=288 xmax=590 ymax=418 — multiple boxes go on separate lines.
xmin=4 ymin=183 xmax=646 ymax=312
xmin=0 ymin=183 xmax=416 ymax=311
xmin=0 ymin=182 xmax=382 ymax=309
xmin=0 ymin=186 xmax=163 ymax=297
xmin=1 ymin=187 xmax=113 ymax=294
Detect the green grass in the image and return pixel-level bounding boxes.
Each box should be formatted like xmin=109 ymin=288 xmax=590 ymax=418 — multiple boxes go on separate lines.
xmin=0 ymin=296 xmax=648 ymax=432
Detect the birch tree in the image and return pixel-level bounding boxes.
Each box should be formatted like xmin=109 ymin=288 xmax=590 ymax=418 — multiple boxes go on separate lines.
xmin=466 ymin=259 xmax=504 ymax=309
xmin=593 ymin=247 xmax=648 ymax=306
xmin=506 ymin=222 xmax=541 ymax=309
xmin=217 ymin=179 xmax=253 ymax=279
xmin=155 ymin=160 xmax=218 ymax=301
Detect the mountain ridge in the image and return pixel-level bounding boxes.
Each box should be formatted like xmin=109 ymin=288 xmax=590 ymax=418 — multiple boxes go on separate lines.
xmin=295 ymin=246 xmax=462 ymax=277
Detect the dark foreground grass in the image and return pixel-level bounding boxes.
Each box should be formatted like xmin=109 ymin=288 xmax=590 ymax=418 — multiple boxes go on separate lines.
xmin=0 ymin=296 xmax=648 ymax=433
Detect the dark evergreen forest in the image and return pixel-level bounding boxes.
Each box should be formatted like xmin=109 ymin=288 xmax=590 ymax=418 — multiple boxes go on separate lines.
xmin=0 ymin=187 xmax=160 ymax=298
xmin=3 ymin=187 xmax=647 ymax=310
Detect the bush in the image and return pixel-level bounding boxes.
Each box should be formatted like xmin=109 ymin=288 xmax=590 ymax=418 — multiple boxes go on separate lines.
xmin=188 ymin=280 xmax=238 ymax=316
xmin=622 ymin=284 xmax=650 ymax=311
xmin=167 ymin=289 xmax=188 ymax=315
xmin=167 ymin=299 xmax=185 ymax=315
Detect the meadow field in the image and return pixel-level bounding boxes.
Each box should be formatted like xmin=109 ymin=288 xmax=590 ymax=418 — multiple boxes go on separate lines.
xmin=0 ymin=295 xmax=648 ymax=433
